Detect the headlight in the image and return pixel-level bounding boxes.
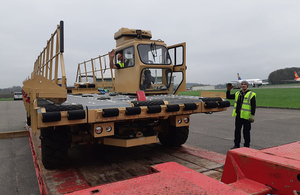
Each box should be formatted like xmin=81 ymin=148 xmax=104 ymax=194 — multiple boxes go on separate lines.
xmin=184 ymin=117 xmax=189 ymax=124
xmin=95 ymin=126 xmax=103 ymax=134
xmin=178 ymin=118 xmax=182 ymax=124
xmin=106 ymin=126 xmax=112 ymax=132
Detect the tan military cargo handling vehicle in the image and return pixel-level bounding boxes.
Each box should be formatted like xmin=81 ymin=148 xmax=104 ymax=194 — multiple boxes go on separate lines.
xmin=22 ymin=21 xmax=230 ymax=169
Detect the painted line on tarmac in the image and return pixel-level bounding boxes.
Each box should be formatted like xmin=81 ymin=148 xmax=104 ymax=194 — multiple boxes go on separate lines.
xmin=0 ymin=130 xmax=29 ymax=139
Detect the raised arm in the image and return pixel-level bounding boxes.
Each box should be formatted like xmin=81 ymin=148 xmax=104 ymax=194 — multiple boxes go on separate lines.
xmin=109 ymin=49 xmax=118 ymax=69
xmin=226 ymin=83 xmax=235 ymax=99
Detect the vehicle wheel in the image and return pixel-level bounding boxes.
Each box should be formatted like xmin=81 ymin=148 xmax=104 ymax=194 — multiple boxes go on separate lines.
xmin=40 ymin=126 xmax=69 ymax=169
xmin=27 ymin=114 xmax=31 ymax=126
xmin=158 ymin=124 xmax=189 ymax=147
xmin=173 ymin=126 xmax=189 ymax=146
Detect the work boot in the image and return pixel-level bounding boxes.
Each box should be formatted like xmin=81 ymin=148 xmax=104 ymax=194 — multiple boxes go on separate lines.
xmin=231 ymin=146 xmax=239 ymax=149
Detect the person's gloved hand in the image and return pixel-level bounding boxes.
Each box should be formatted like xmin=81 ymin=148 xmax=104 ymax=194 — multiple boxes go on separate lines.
xmin=227 ymin=83 xmax=234 ymax=91
xmin=249 ymin=115 xmax=255 ymax=123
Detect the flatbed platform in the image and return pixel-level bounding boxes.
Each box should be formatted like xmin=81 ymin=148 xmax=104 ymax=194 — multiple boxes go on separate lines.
xmin=60 ymin=94 xmax=205 ymax=110
xmin=28 ymin=126 xmax=226 ymax=195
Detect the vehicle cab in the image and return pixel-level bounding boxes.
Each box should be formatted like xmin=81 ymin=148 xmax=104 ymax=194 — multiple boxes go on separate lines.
xmin=112 ymin=28 xmax=186 ymax=95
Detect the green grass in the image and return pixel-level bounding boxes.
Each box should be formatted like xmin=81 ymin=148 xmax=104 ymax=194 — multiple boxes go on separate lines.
xmin=0 ymin=98 xmax=13 ymax=101
xmin=179 ymin=88 xmax=300 ymax=109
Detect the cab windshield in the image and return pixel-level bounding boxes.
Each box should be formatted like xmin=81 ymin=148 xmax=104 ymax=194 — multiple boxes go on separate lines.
xmin=137 ymin=44 xmax=171 ymax=65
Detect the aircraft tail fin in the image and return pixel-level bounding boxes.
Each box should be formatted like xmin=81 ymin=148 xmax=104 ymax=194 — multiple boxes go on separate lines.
xmin=295 ymin=71 xmax=300 ymax=81
xmin=237 ymin=73 xmax=242 ymax=81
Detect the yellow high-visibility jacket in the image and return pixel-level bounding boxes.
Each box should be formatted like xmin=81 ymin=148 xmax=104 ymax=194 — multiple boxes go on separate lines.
xmin=232 ymin=91 xmax=256 ymax=120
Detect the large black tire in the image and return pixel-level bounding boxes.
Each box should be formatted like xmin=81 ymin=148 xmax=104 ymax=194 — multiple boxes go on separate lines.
xmin=158 ymin=124 xmax=189 ymax=147
xmin=27 ymin=116 xmax=31 ymax=126
xmin=40 ymin=126 xmax=69 ymax=169
xmin=26 ymin=112 xmax=31 ymax=126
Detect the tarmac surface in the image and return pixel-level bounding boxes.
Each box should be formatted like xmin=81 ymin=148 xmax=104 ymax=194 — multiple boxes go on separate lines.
xmin=0 ymin=100 xmax=299 ymax=194
xmin=0 ymin=101 xmax=39 ymax=195
xmin=187 ymin=106 xmax=300 ymax=155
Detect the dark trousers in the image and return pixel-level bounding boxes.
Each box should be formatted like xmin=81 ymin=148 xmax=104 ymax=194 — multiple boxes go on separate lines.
xmin=234 ymin=117 xmax=251 ymax=147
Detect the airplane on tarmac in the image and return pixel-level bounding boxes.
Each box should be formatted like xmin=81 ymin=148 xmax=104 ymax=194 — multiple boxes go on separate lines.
xmin=236 ymin=73 xmax=263 ymax=87
xmin=229 ymin=73 xmax=263 ymax=88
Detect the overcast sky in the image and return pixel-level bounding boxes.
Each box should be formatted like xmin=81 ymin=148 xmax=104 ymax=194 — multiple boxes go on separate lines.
xmin=1 ymin=0 xmax=300 ymax=88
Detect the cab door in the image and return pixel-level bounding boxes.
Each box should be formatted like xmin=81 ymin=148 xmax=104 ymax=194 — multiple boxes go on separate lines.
xmin=167 ymin=42 xmax=186 ymax=94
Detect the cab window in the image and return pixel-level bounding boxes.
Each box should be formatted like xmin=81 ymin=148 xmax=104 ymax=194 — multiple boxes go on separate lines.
xmin=168 ymin=45 xmax=184 ymax=66
xmin=116 ymin=46 xmax=135 ymax=68
xmin=140 ymin=68 xmax=172 ymax=91
xmin=137 ymin=44 xmax=171 ymax=65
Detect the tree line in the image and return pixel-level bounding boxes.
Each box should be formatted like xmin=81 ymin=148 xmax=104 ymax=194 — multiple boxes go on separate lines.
xmin=268 ymin=67 xmax=300 ymax=84
xmin=0 ymin=86 xmax=22 ymax=94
